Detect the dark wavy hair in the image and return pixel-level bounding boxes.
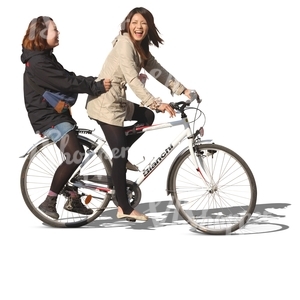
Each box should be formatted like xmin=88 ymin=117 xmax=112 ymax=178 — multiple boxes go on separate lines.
xmin=22 ymin=16 xmax=53 ymax=50
xmin=120 ymin=7 xmax=164 ymax=65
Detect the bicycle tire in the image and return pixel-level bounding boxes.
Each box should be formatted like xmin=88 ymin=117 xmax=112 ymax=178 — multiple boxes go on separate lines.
xmin=168 ymin=144 xmax=257 ymax=235
xmin=20 ymin=136 xmax=112 ymax=228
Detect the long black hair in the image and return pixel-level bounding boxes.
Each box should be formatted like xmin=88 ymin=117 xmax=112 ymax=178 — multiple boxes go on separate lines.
xmin=120 ymin=7 xmax=164 ymax=64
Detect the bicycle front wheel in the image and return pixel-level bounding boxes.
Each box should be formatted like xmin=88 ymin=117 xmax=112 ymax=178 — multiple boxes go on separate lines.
xmin=169 ymin=144 xmax=257 ymax=235
xmin=20 ymin=136 xmax=112 ymax=228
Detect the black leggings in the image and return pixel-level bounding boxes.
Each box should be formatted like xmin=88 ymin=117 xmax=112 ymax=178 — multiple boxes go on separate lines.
xmin=97 ymin=104 xmax=154 ymax=214
xmin=50 ymin=129 xmax=85 ymax=194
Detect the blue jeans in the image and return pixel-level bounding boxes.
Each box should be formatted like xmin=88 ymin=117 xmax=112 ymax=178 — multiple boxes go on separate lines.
xmin=42 ymin=122 xmax=75 ymax=143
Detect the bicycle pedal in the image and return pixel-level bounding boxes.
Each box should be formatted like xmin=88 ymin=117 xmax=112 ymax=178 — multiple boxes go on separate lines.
xmin=126 ymin=217 xmax=136 ymax=222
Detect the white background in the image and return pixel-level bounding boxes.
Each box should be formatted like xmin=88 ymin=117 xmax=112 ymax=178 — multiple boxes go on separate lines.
xmin=1 ymin=0 xmax=299 ymax=299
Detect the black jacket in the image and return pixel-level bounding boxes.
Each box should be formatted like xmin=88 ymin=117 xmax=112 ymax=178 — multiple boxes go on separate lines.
xmin=21 ymin=47 xmax=106 ymax=134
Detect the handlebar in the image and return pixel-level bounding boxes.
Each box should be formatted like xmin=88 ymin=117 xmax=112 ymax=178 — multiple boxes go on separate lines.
xmin=188 ymin=90 xmax=201 ymax=104
xmin=169 ymin=90 xmax=201 ymax=113
xmin=156 ymin=90 xmax=201 ymax=114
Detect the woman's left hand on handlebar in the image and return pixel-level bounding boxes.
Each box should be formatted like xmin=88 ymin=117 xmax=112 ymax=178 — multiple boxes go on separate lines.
xmin=183 ymin=89 xmax=200 ymax=100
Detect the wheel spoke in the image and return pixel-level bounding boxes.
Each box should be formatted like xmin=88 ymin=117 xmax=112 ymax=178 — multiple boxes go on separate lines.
xmin=20 ymin=138 xmax=112 ymax=228
xmin=171 ymin=144 xmax=257 ymax=234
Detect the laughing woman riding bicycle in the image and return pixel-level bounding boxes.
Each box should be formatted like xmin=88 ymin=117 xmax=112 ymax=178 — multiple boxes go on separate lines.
xmin=21 ymin=16 xmax=111 ymax=220
xmin=86 ymin=7 xmax=199 ymax=222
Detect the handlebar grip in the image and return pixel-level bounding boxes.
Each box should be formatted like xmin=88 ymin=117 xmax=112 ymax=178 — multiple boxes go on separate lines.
xmin=190 ymin=90 xmax=201 ymax=103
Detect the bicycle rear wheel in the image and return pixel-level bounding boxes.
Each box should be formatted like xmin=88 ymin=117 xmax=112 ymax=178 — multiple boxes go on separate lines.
xmin=20 ymin=136 xmax=112 ymax=228
xmin=168 ymin=144 xmax=257 ymax=235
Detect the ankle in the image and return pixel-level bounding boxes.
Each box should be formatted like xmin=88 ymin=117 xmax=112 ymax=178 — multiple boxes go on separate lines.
xmin=117 ymin=206 xmax=134 ymax=215
xmin=48 ymin=191 xmax=57 ymax=197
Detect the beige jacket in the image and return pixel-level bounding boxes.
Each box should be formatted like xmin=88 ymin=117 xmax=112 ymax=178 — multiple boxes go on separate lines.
xmin=86 ymin=33 xmax=186 ymax=126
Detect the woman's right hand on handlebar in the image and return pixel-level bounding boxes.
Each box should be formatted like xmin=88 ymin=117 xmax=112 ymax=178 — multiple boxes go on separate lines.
xmin=157 ymin=103 xmax=176 ymax=117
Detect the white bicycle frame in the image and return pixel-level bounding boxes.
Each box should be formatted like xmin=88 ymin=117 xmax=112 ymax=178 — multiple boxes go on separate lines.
xmin=134 ymin=118 xmax=202 ymax=185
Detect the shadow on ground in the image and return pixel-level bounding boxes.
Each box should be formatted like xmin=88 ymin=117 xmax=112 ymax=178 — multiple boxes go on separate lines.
xmin=85 ymin=201 xmax=291 ymax=235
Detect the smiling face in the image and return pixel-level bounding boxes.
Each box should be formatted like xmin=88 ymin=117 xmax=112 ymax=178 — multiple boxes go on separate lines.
xmin=46 ymin=20 xmax=60 ymax=48
xmin=129 ymin=13 xmax=149 ymax=43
